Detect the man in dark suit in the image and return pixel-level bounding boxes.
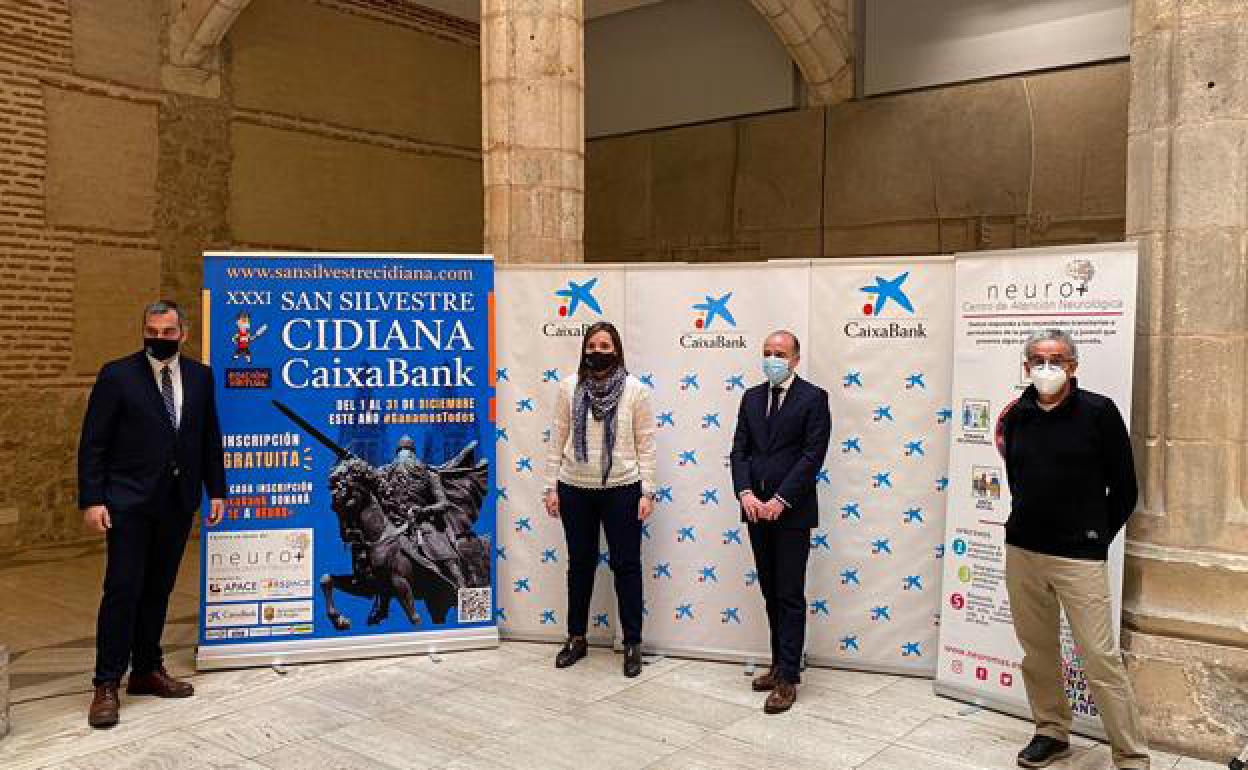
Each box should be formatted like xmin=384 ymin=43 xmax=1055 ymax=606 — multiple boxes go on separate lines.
xmin=78 ymin=300 xmax=226 ymax=728
xmin=730 ymin=330 xmax=831 ymax=714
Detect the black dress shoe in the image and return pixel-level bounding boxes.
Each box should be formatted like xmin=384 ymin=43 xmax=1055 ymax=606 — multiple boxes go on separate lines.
xmin=623 ymin=644 xmax=642 ymax=678
xmin=1017 ymin=735 xmax=1071 ymax=768
xmin=555 ymin=636 xmax=588 ymax=668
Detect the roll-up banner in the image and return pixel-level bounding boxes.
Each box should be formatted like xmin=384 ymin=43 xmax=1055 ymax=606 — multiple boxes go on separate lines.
xmin=198 ymin=253 xmax=498 ymax=669
xmin=493 ymin=266 xmax=629 ymax=645
xmin=934 ymin=243 xmax=1139 ymax=739
xmin=806 ymin=257 xmax=953 ymax=675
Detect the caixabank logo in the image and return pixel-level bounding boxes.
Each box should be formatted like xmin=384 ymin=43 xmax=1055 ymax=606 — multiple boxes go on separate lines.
xmin=680 ymin=290 xmax=747 ymax=349
xmin=844 ymin=271 xmax=929 ymax=340
xmin=542 ymin=277 xmax=604 ymax=337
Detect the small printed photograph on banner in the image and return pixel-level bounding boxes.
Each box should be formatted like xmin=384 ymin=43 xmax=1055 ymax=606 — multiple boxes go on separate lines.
xmin=961 ymin=399 xmax=991 ymax=433
xmin=971 ymin=466 xmax=1002 ymax=500
xmin=458 ymin=587 xmax=492 ymax=623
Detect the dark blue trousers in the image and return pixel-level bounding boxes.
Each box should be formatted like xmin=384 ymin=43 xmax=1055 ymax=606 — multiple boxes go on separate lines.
xmin=747 ymin=522 xmax=811 ymax=684
xmin=558 ymin=481 xmax=644 ymax=646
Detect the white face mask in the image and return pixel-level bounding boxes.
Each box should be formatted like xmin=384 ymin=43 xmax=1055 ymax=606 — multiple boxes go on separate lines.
xmin=1030 ymin=364 xmax=1068 ymax=396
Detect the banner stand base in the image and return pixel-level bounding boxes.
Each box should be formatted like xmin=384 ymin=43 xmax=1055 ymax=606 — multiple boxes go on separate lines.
xmin=933 ymin=681 xmax=1109 ymax=743
xmin=197 ymin=627 xmax=499 ymax=671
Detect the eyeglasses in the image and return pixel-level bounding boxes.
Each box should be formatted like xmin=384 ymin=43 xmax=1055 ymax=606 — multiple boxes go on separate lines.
xmin=1025 ymin=356 xmax=1072 ymax=367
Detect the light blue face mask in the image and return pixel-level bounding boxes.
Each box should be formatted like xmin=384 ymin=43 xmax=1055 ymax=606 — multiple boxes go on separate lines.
xmin=762 ymin=356 xmax=790 ymax=386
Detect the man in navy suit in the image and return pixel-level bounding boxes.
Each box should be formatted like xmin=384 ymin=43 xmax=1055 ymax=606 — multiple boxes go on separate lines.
xmin=730 ymin=330 xmax=831 ymax=714
xmin=78 ymin=300 xmax=227 ymax=728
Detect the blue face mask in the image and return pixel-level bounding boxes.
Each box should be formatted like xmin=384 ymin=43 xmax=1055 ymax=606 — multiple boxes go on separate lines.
xmin=762 ymin=356 xmax=790 ymax=386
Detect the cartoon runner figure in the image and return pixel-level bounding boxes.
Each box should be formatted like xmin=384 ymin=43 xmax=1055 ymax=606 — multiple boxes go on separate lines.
xmin=231 ymin=311 xmax=266 ymax=363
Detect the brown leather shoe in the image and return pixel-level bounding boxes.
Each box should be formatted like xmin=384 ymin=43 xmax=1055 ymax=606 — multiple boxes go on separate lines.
xmin=751 ymin=667 xmax=778 ymax=692
xmin=763 ymin=680 xmax=797 ymax=714
xmin=88 ymin=682 xmax=120 ymax=728
xmin=126 ymin=667 xmax=194 ymax=698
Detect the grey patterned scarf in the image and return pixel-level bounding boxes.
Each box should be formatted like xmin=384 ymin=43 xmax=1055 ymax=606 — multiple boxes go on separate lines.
xmin=573 ymin=366 xmax=627 ymax=486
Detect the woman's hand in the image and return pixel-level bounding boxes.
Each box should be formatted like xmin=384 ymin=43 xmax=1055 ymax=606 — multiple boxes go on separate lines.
xmin=544 ymin=489 xmax=561 ymax=518
xmin=638 ymin=495 xmax=654 ymax=521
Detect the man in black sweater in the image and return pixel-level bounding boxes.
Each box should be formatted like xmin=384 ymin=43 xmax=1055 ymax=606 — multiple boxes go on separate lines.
xmin=998 ymin=329 xmax=1149 ymax=770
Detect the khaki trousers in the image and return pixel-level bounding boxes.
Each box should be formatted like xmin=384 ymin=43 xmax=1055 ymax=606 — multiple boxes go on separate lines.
xmin=1005 ymin=545 xmax=1150 ymax=769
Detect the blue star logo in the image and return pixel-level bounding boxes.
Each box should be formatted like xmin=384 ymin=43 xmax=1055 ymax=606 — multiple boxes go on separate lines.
xmin=811 ymin=533 xmax=831 ymax=551
xmin=936 ymin=408 xmax=953 ymax=424
xmin=810 ymin=599 xmax=830 ymax=617
xmin=496 ymin=607 xmax=507 ymax=622
xmin=496 ymin=545 xmax=507 ymax=560
xmin=860 ymin=271 xmax=915 ymax=316
xmin=555 ymin=278 xmax=602 ymax=317
xmin=700 ymin=488 xmax=719 ymax=505
xmin=842 ymin=437 xmax=862 ymax=453
xmin=725 ymin=373 xmax=746 ymax=391
xmin=815 ymin=468 xmax=831 ymax=485
xmin=840 ymin=568 xmax=861 ymax=586
xmin=542 ymin=368 xmax=560 ymax=382
xmin=677 ymin=525 xmax=697 ymax=543
xmin=656 ymin=412 xmax=676 ymax=428
xmin=902 ymin=641 xmax=922 ymax=657
xmin=871 ymin=606 xmax=892 ymax=621
xmin=680 ymin=373 xmax=700 ymax=390
xmin=843 ymin=371 xmax=864 ymax=388
xmin=496 ymin=368 xmax=509 ymax=382
xmin=872 ymin=471 xmax=892 ymax=488
xmin=638 ymin=373 xmax=656 ymax=388
xmin=935 ymin=544 xmax=947 ymax=559
xmin=640 ymin=523 xmax=651 ymax=540
xmin=904 ymin=440 xmax=925 ymax=457
xmin=653 ymin=562 xmax=673 ymax=579
xmin=722 ymin=528 xmax=742 ymax=545
xmin=721 ymin=607 xmax=742 ymax=624
xmin=905 ymin=372 xmax=926 ymax=389
xmin=692 ymin=292 xmax=737 ymax=329
xmin=495 ymin=486 xmax=509 ymax=501
xmin=903 ymin=575 xmax=923 ymax=591
xmin=698 ymin=565 xmax=718 ymax=583
xmin=675 ymin=603 xmax=694 ymax=620
xmin=841 ymin=503 xmax=862 ymax=520
xmin=541 ymin=548 xmax=558 ymax=563
xmin=701 ymin=413 xmax=721 ymax=429
xmin=840 ymin=635 xmax=860 ymax=652
xmin=513 ymin=578 xmax=530 ymax=592
xmin=654 ymin=486 xmax=673 ymax=503
xmin=678 ymin=449 xmax=698 ymax=466
xmin=496 ymin=427 xmax=509 ymax=442
xmin=903 ymin=507 xmax=924 ymax=524
xmin=745 ymin=569 xmax=759 ymax=586
xmin=515 ymin=457 xmax=533 ymax=473
xmin=871 ymin=538 xmax=893 ymax=555
xmin=593 ymin=613 xmax=610 ymax=628
xmin=540 ymin=609 xmax=557 ymax=625
xmin=873 ymin=405 xmax=894 ymax=422
xmin=936 ymin=476 xmax=949 ymax=491
xmin=516 ymin=398 xmax=534 ymax=413
xmin=515 ymin=517 xmax=532 ymax=532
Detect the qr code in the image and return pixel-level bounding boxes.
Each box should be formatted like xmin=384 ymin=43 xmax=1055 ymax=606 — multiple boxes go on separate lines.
xmin=457 ymin=587 xmax=492 ymax=622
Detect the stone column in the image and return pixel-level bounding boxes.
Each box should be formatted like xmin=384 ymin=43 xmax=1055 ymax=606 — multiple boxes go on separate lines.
xmin=480 ymin=0 xmax=584 ymax=263
xmin=1124 ymin=0 xmax=1248 ymax=760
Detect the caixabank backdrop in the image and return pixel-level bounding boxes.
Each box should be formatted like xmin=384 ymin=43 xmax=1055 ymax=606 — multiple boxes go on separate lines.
xmin=493 ymin=257 xmax=955 ymax=675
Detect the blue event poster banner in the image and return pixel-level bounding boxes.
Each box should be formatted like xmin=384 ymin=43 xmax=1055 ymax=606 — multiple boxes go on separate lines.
xmin=198 ymin=253 xmax=497 ymax=668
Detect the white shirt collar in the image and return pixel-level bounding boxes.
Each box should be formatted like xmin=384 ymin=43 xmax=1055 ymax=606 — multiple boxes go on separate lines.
xmin=147 ymin=351 xmax=180 ymax=374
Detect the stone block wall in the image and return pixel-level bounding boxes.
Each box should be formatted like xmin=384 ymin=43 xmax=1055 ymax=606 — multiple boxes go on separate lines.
xmin=586 ymin=61 xmax=1129 ymax=261
xmin=0 ymin=0 xmax=482 ymax=553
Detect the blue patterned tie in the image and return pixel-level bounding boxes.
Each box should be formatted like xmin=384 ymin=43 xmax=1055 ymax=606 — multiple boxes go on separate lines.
xmin=160 ymin=365 xmax=177 ymax=430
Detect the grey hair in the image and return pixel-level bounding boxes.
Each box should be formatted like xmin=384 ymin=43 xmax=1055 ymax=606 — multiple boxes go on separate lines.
xmin=1023 ymin=328 xmax=1077 ymax=361
xmin=765 ymin=329 xmax=800 ymax=356
xmin=143 ymin=300 xmax=188 ymax=330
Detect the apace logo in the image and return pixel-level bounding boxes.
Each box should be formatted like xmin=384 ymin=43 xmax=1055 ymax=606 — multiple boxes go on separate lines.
xmin=554 ymin=278 xmax=602 ymax=318
xmin=691 ymin=292 xmax=736 ymax=329
xmin=859 ymin=272 xmax=915 ymax=316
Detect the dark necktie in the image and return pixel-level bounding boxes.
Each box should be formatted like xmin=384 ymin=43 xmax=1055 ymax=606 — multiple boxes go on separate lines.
xmin=767 ymin=385 xmax=784 ymax=421
xmin=161 ymin=365 xmax=177 ymax=430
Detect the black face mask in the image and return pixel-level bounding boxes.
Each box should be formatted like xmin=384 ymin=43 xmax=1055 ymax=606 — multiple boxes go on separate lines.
xmin=583 ymin=351 xmax=617 ymax=373
xmin=144 ymin=337 xmax=180 ymax=362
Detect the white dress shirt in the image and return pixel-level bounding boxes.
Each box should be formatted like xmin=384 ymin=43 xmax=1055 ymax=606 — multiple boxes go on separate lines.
xmin=740 ymin=368 xmax=798 ymax=507
xmin=147 ymin=352 xmax=183 ymax=428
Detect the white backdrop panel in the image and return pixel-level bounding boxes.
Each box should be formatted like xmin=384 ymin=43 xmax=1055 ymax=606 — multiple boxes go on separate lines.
xmin=805 ymin=257 xmax=954 ymax=674
xmin=623 ymin=262 xmax=811 ymax=660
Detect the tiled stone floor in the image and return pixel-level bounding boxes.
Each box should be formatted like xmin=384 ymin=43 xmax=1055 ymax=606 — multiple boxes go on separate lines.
xmin=0 ymin=542 xmax=1229 ymax=769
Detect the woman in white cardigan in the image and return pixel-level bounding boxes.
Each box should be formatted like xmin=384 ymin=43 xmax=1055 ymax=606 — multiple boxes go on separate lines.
xmin=543 ymin=321 xmax=657 ymax=677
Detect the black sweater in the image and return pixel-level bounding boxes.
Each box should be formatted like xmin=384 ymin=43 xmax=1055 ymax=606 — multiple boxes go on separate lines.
xmin=998 ymin=382 xmax=1138 ymax=560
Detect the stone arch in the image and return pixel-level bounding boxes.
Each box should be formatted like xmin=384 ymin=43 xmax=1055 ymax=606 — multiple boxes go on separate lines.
xmin=748 ymin=0 xmax=854 ymax=105
xmin=169 ymin=0 xmax=253 ymax=68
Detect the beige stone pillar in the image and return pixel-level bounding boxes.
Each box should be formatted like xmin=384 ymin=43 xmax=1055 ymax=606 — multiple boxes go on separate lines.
xmin=481 ymin=0 xmax=584 ymax=263
xmin=1124 ymin=0 xmax=1248 ymax=760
